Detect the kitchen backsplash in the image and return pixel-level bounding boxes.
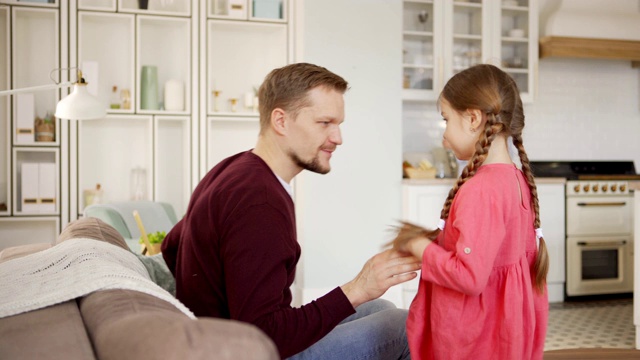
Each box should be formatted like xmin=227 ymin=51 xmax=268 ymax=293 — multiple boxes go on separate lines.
xmin=403 ymin=58 xmax=640 ymax=171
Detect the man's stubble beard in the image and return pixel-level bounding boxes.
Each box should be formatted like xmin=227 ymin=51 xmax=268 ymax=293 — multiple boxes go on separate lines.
xmin=288 ymin=150 xmax=330 ymax=175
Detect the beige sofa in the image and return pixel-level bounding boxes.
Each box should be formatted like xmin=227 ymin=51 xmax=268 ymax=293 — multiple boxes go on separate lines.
xmin=0 ymin=218 xmax=278 ymax=360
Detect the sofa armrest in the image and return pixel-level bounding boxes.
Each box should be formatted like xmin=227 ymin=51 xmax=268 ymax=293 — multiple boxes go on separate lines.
xmin=0 ymin=243 xmax=51 ymax=263
xmin=79 ymin=289 xmax=278 ymax=360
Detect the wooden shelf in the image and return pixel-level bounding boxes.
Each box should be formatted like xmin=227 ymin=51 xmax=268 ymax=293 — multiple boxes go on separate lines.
xmin=540 ymin=36 xmax=640 ymax=63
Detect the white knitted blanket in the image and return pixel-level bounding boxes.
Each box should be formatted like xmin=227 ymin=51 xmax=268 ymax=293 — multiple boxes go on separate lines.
xmin=0 ymin=238 xmax=195 ymax=319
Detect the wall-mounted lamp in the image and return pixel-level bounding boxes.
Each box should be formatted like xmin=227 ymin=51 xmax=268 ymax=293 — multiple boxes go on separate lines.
xmin=0 ymin=68 xmax=106 ymax=120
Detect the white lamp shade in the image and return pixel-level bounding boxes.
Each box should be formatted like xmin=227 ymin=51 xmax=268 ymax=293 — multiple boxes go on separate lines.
xmin=55 ymin=83 xmax=106 ymax=120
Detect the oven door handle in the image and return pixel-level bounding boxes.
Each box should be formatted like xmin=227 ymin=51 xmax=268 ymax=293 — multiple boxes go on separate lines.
xmin=577 ymin=240 xmax=627 ymax=247
xmin=576 ymin=202 xmax=627 ymax=207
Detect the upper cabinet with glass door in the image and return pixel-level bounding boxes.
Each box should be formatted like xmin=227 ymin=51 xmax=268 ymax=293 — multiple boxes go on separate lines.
xmin=495 ymin=0 xmax=537 ymax=103
xmin=402 ymin=0 xmax=538 ymax=103
xmin=402 ymin=0 xmax=442 ymax=102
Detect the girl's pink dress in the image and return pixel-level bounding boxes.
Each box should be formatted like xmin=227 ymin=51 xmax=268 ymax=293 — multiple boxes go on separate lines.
xmin=407 ymin=164 xmax=548 ymax=359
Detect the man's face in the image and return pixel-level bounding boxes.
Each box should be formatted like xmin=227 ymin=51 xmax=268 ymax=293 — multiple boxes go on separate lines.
xmin=286 ymin=86 xmax=345 ymax=174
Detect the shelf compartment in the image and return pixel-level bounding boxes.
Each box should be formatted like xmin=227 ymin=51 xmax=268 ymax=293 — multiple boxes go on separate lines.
xmin=209 ymin=0 xmax=248 ymax=20
xmin=119 ymin=0 xmax=190 ymax=16
xmin=137 ymin=15 xmax=191 ymax=114
xmin=78 ymin=0 xmax=116 ymax=11
xmin=403 ymin=35 xmax=435 ymax=68
xmin=154 ymin=115 xmax=190 ymax=217
xmin=403 ymin=1 xmax=433 ymax=33
xmin=78 ymin=115 xmax=152 ymax=212
xmin=0 ymin=217 xmax=59 ymax=250
xmin=403 ymin=67 xmax=433 ymax=91
xmin=78 ymin=11 xmax=135 ymax=116
xmin=249 ymin=0 xmax=286 ymax=22
xmin=0 ymin=0 xmax=58 ymax=8
xmin=207 ymin=20 xmax=287 ymax=115
xmin=12 ymin=147 xmax=59 ymax=215
xmin=207 ymin=116 xmax=258 ymax=169
xmin=12 ymin=7 xmax=59 ymax=146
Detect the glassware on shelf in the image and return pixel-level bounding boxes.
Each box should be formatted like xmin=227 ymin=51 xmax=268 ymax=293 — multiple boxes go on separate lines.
xmin=121 ymin=89 xmax=131 ymax=110
xmin=417 ymin=10 xmax=429 ymax=32
xmin=110 ymin=85 xmax=121 ymax=109
xmin=130 ymin=167 xmax=147 ymax=201
xmin=229 ymin=98 xmax=238 ymax=112
xmin=83 ymin=183 xmax=103 ymax=208
xmin=212 ymin=90 xmax=221 ymax=112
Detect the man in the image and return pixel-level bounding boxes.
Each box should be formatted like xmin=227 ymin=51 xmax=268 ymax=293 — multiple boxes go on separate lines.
xmin=162 ymin=63 xmax=419 ymax=359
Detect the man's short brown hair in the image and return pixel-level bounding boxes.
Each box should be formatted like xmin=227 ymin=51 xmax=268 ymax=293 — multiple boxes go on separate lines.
xmin=258 ymin=63 xmax=348 ymax=133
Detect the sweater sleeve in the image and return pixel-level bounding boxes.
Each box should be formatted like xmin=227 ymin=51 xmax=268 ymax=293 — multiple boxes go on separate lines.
xmin=222 ymin=203 xmax=355 ymax=358
xmin=161 ymin=218 xmax=183 ymax=276
xmin=421 ymin=185 xmax=507 ymax=296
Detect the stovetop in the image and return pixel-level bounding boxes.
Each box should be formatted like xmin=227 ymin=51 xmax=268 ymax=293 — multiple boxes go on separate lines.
xmin=530 ymin=161 xmax=639 ymax=180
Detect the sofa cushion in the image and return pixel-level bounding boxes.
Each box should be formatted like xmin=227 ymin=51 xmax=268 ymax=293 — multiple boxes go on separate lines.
xmin=0 ymin=300 xmax=96 ymax=360
xmin=57 ymin=217 xmax=129 ymax=250
xmin=79 ymin=289 xmax=278 ymax=360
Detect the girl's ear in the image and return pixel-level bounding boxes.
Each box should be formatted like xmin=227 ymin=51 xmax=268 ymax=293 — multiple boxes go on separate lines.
xmin=467 ymin=108 xmax=485 ymax=132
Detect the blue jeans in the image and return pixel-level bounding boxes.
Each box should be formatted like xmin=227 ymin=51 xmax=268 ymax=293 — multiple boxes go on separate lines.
xmin=286 ymin=299 xmax=411 ymax=360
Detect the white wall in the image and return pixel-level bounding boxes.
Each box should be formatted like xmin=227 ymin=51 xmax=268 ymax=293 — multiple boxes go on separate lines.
xmin=294 ymin=0 xmax=404 ymax=305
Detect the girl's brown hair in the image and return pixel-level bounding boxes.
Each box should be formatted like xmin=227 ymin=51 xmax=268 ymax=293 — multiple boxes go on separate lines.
xmin=258 ymin=63 xmax=349 ymax=134
xmin=400 ymin=64 xmax=548 ymax=293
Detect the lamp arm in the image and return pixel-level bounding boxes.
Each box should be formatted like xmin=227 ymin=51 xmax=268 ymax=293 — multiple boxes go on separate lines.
xmin=0 ymin=81 xmax=73 ymax=97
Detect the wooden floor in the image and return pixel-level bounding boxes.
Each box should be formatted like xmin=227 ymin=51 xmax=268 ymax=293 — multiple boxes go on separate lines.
xmin=544 ymin=348 xmax=640 ymax=359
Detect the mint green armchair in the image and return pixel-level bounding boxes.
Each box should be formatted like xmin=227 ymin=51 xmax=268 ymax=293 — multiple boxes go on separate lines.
xmin=84 ymin=201 xmax=178 ymax=252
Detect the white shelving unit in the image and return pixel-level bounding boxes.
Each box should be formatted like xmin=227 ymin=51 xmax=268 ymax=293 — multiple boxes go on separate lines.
xmin=402 ymin=0 xmax=537 ymax=103
xmin=71 ymin=0 xmax=197 ymax=220
xmin=0 ymin=1 xmax=64 ymax=248
xmin=202 ymin=0 xmax=291 ymax=173
xmin=0 ymin=0 xmax=293 ymax=248
xmin=78 ymin=12 xmax=135 ymax=114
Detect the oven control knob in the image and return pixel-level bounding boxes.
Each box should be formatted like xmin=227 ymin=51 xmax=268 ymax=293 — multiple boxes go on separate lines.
xmin=611 ymin=184 xmax=618 ymax=192
xmin=573 ymin=185 xmax=580 ymax=193
xmin=601 ymin=184 xmax=608 ymax=192
xmin=592 ymin=185 xmax=598 ymax=192
xmin=620 ymin=184 xmax=627 ymax=192
xmin=583 ymin=184 xmax=590 ymax=192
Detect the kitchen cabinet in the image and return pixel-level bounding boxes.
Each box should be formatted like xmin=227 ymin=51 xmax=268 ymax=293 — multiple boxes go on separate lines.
xmin=0 ymin=1 xmax=64 ymax=248
xmin=537 ymin=181 xmax=566 ymax=303
xmin=401 ymin=180 xmax=453 ymax=308
xmin=402 ymin=0 xmax=537 ymax=103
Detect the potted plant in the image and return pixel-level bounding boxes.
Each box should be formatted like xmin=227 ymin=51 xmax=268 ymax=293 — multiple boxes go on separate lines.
xmin=139 ymin=230 xmax=166 ymax=255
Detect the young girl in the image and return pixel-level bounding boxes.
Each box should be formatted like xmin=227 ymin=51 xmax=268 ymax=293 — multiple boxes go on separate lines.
xmin=391 ymin=64 xmax=549 ymax=359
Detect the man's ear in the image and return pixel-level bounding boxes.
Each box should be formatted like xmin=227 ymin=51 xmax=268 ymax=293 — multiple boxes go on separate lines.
xmin=271 ymin=108 xmax=287 ymax=135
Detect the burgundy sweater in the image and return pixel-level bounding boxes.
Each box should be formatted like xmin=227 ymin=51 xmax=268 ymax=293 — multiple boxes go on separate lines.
xmin=162 ymin=151 xmax=355 ymax=358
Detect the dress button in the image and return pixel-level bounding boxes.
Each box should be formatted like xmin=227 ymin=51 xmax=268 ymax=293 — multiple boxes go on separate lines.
xmin=464 ymin=247 xmax=471 ymax=254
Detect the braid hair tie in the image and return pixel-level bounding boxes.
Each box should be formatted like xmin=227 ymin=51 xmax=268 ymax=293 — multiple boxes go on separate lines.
xmin=535 ymin=228 xmax=543 ymax=249
xmin=437 ymin=219 xmax=446 ymax=230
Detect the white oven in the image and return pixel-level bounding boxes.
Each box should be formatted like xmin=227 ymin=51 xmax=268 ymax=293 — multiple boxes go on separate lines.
xmin=566 ymin=180 xmax=634 ymax=296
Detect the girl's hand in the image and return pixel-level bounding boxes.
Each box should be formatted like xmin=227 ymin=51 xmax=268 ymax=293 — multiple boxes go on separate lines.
xmin=387 ymin=221 xmax=434 ymax=260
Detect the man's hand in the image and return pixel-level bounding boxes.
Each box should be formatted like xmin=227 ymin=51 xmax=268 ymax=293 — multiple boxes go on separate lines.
xmin=341 ymin=249 xmax=421 ymax=308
